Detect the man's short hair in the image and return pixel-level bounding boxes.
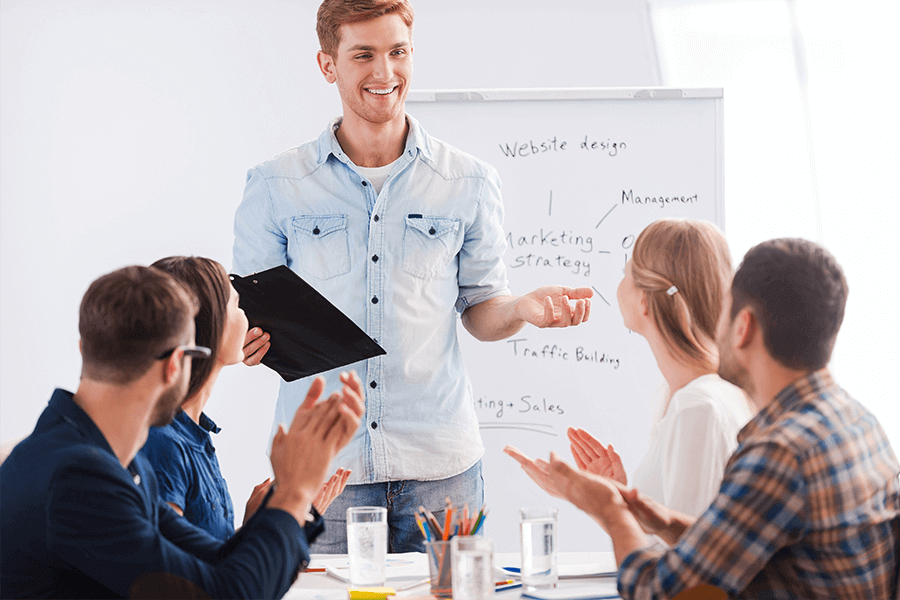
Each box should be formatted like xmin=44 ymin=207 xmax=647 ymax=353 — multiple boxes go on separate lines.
xmin=731 ymin=238 xmax=848 ymax=371
xmin=79 ymin=266 xmax=198 ymax=384
xmin=317 ymin=0 xmax=414 ymax=56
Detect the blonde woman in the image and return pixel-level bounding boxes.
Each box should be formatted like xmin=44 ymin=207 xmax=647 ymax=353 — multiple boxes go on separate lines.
xmin=506 ymin=218 xmax=755 ymax=518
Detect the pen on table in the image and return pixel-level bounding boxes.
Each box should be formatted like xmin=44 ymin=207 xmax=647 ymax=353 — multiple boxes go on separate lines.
xmin=496 ymin=580 xmax=515 ymax=586
xmin=305 ymin=567 xmax=327 ymax=572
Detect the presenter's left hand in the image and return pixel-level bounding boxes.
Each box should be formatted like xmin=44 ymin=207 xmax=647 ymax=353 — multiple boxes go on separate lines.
xmin=515 ymin=286 xmax=592 ymax=328
xmin=242 ymin=327 xmax=271 ymax=366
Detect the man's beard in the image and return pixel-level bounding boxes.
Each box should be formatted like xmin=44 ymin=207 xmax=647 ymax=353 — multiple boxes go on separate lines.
xmin=150 ymin=376 xmax=188 ymax=427
xmin=717 ymin=335 xmax=753 ymax=398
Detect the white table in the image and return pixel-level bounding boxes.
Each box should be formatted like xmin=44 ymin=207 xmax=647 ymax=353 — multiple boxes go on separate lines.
xmin=285 ymin=552 xmax=619 ymax=599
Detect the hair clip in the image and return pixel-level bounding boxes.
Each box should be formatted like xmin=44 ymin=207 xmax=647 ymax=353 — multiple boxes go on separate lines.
xmin=666 ymin=286 xmax=678 ymax=296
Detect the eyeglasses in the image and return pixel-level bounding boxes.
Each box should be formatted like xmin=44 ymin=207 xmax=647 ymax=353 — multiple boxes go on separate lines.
xmin=155 ymin=345 xmax=212 ymax=361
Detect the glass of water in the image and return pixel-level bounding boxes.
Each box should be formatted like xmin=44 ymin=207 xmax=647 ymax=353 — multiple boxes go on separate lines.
xmin=347 ymin=507 xmax=387 ymax=586
xmin=452 ymin=536 xmax=494 ymax=600
xmin=520 ymin=507 xmax=558 ymax=588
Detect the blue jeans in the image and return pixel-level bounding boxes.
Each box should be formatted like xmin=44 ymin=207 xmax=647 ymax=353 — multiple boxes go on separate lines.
xmin=311 ymin=461 xmax=484 ymax=553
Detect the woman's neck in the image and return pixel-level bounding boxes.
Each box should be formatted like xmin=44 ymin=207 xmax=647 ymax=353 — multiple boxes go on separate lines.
xmin=180 ymin=363 xmax=224 ymax=424
xmin=644 ymin=327 xmax=714 ymax=402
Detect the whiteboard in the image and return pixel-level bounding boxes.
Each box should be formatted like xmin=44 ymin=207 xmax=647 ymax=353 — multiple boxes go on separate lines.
xmin=407 ymin=88 xmax=724 ymax=552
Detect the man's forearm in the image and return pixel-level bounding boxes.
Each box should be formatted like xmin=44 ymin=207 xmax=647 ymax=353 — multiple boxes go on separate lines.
xmin=461 ymin=295 xmax=523 ymax=341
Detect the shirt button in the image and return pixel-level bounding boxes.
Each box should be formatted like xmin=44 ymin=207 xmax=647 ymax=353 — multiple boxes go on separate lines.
xmin=372 ymin=255 xmax=379 ymax=262
xmin=371 ymin=422 xmax=378 ymax=429
xmin=373 ymin=215 xmax=379 ymax=222
xmin=362 ymin=181 xmax=368 ymax=187
xmin=371 ymin=296 xmax=378 ymax=304
xmin=429 ymin=227 xmax=436 ymax=235
xmin=313 ymin=227 xmax=320 ymax=235
xmin=370 ymin=381 xmax=377 ymax=389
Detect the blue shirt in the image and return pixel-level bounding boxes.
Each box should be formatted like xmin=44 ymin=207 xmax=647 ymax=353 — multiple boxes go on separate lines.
xmin=0 ymin=389 xmax=322 ymax=599
xmin=233 ymin=115 xmax=510 ymax=483
xmin=142 ymin=410 xmax=236 ymax=540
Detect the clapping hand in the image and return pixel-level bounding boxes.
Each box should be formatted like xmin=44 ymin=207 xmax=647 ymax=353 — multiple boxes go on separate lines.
xmin=567 ymin=428 xmax=627 ymax=485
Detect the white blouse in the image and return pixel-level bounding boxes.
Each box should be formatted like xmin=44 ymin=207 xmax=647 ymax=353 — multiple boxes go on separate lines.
xmin=630 ymin=374 xmax=755 ymax=518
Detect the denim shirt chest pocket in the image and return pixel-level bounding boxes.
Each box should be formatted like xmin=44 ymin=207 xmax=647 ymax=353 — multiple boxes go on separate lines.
xmin=291 ymin=215 xmax=350 ymax=280
xmin=403 ymin=214 xmax=461 ymax=279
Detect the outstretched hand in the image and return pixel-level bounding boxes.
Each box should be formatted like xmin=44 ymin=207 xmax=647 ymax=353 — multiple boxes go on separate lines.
xmin=567 ymin=428 xmax=627 ymax=485
xmin=514 ymin=286 xmax=593 ymax=329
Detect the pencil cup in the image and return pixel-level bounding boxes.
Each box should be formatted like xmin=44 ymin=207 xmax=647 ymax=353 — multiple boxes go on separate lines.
xmin=425 ymin=540 xmax=453 ymax=597
xmin=347 ymin=507 xmax=387 ymax=586
xmin=452 ymin=536 xmax=494 ymax=600
xmin=520 ymin=507 xmax=558 ymax=588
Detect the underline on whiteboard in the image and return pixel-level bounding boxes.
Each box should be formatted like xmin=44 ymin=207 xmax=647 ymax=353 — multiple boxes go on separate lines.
xmin=591 ymin=286 xmax=611 ymax=306
xmin=479 ymin=425 xmax=559 ymax=437
xmin=595 ymin=204 xmax=617 ymax=228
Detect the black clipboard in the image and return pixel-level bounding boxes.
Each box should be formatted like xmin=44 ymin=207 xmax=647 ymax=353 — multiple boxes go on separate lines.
xmin=229 ymin=266 xmax=386 ymax=382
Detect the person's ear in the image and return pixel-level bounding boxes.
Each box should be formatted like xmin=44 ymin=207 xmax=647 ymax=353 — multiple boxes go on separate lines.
xmin=734 ymin=308 xmax=756 ymax=349
xmin=317 ymin=51 xmax=337 ymax=84
xmin=78 ymin=339 xmax=82 ymax=355
xmin=638 ymin=290 xmax=649 ymax=317
xmin=162 ymin=351 xmax=181 ymax=385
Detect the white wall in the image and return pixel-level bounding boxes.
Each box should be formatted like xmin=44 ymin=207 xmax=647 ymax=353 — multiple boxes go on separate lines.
xmin=0 ymin=0 xmax=658 ymax=540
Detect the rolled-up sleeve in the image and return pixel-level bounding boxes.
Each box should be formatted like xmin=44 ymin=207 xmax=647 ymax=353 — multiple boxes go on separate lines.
xmin=455 ymin=165 xmax=510 ymax=311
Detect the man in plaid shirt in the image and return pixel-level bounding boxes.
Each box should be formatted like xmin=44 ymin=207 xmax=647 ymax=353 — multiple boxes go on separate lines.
xmin=546 ymin=238 xmax=900 ymax=599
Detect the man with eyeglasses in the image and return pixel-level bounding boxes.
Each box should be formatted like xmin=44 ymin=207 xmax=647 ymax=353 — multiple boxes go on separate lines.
xmin=0 ymin=265 xmax=364 ymax=599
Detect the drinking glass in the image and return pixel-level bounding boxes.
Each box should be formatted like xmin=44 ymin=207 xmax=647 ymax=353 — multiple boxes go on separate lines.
xmin=347 ymin=507 xmax=387 ymax=586
xmin=520 ymin=507 xmax=558 ymax=588
xmin=452 ymin=536 xmax=494 ymax=600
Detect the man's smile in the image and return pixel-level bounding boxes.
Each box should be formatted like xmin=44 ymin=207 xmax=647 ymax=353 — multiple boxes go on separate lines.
xmin=365 ymin=85 xmax=398 ymax=95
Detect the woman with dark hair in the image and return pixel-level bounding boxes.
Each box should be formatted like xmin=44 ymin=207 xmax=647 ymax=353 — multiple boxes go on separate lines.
xmin=142 ymin=256 xmax=350 ymax=539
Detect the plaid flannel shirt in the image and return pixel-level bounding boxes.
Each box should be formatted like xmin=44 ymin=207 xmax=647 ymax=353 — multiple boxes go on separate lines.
xmin=618 ymin=369 xmax=900 ymax=599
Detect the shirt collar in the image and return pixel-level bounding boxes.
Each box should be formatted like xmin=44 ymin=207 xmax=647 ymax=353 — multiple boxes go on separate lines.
xmin=47 ymin=388 xmax=118 ymax=459
xmin=738 ymin=368 xmax=835 ymax=443
xmin=170 ymin=409 xmax=221 ymax=450
xmin=315 ymin=113 xmax=434 ymax=166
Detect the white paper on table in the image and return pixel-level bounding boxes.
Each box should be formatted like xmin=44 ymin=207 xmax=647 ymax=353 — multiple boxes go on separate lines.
xmin=311 ymin=552 xmax=430 ymax=589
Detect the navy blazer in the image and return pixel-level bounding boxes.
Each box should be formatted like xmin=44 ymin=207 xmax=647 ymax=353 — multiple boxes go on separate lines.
xmin=0 ymin=389 xmax=323 ymax=599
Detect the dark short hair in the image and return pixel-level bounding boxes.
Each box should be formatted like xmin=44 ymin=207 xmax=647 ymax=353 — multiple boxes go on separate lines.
xmin=317 ymin=0 xmax=414 ymax=56
xmin=79 ymin=266 xmax=198 ymax=384
xmin=151 ymin=257 xmax=229 ymax=400
xmin=731 ymin=238 xmax=848 ymax=371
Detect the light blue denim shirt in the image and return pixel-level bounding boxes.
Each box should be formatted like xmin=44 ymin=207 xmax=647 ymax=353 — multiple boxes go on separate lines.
xmin=233 ymin=115 xmax=510 ymax=483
